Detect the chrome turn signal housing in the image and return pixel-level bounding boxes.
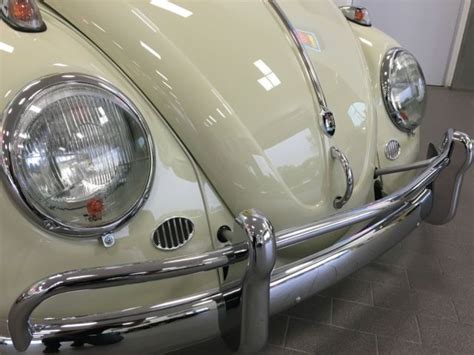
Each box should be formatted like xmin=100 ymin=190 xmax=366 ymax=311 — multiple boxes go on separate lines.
xmin=1 ymin=0 xmax=46 ymax=32
xmin=340 ymin=6 xmax=371 ymax=27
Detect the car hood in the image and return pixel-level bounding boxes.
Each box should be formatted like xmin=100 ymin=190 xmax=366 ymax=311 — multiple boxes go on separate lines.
xmin=45 ymin=0 xmax=377 ymax=231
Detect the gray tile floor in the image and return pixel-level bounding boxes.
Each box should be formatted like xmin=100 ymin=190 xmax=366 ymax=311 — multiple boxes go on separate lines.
xmin=172 ymin=87 xmax=474 ymax=354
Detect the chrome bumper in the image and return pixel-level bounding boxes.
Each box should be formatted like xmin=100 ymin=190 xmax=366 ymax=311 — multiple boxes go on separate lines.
xmin=3 ymin=129 xmax=472 ymax=353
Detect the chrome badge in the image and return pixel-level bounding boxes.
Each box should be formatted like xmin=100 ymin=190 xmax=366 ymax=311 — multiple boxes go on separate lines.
xmin=322 ymin=110 xmax=336 ymax=136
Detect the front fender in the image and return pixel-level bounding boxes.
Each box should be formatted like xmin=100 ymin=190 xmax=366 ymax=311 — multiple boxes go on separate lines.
xmin=349 ymin=23 xmax=421 ymax=193
xmin=0 ymin=7 xmax=224 ymax=331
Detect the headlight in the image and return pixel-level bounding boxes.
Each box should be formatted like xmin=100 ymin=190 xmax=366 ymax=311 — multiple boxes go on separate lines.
xmin=1 ymin=74 xmax=154 ymax=236
xmin=381 ymin=48 xmax=427 ymax=133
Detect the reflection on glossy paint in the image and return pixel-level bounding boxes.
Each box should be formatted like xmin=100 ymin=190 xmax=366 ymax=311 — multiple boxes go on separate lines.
xmin=113 ymin=41 xmax=124 ymax=50
xmin=162 ymin=80 xmax=172 ymax=90
xmin=265 ymin=128 xmax=316 ymax=169
xmin=216 ymin=108 xmax=225 ymax=118
xmin=211 ymin=89 xmax=233 ymax=115
xmin=208 ymin=115 xmax=216 ymax=124
xmin=150 ymin=0 xmax=193 ymax=18
xmin=252 ymin=155 xmax=274 ymax=178
xmin=254 ymin=59 xmax=281 ymax=91
xmin=347 ymin=102 xmax=367 ymax=127
xmin=155 ymin=69 xmax=168 ymax=81
xmin=359 ymin=37 xmax=373 ymax=47
xmin=0 ymin=41 xmax=14 ymax=53
xmin=132 ymin=8 xmax=159 ymax=32
xmin=140 ymin=41 xmax=161 ymax=60
xmin=91 ymin=22 xmax=106 ymax=33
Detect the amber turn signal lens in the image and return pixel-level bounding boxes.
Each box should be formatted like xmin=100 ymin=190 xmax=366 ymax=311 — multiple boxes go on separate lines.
xmin=340 ymin=6 xmax=372 ymax=27
xmin=10 ymin=0 xmax=35 ymax=21
xmin=1 ymin=0 xmax=46 ymax=32
xmin=354 ymin=8 xmax=365 ymax=22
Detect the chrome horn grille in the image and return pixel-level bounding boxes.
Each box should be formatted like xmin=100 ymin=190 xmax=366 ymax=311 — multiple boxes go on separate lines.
xmin=152 ymin=217 xmax=194 ymax=250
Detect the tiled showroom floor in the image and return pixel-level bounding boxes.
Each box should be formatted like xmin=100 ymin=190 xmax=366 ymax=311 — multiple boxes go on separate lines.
xmin=171 ymin=87 xmax=474 ymax=354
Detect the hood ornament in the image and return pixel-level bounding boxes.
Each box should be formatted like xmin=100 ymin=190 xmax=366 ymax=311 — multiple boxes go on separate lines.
xmin=268 ymin=0 xmax=336 ymax=136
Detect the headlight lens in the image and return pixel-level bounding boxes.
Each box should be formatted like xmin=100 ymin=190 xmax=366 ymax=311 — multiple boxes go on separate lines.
xmin=2 ymin=74 xmax=153 ymax=236
xmin=381 ymin=48 xmax=427 ymax=133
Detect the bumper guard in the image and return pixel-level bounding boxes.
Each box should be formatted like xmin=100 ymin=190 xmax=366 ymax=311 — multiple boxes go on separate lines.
xmin=4 ymin=129 xmax=473 ymax=353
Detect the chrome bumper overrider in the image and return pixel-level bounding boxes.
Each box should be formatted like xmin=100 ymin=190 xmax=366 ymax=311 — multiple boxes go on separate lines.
xmin=3 ymin=129 xmax=472 ymax=353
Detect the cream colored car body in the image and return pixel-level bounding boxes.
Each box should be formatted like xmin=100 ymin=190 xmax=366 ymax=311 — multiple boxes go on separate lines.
xmin=0 ymin=0 xmax=419 ymax=336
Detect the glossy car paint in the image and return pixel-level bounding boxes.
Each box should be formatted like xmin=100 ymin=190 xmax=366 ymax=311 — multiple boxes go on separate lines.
xmin=44 ymin=0 xmax=378 ymax=233
xmin=0 ymin=9 xmax=223 ymax=334
xmin=0 ymin=0 xmax=421 ymax=338
xmin=352 ymin=24 xmax=421 ymax=192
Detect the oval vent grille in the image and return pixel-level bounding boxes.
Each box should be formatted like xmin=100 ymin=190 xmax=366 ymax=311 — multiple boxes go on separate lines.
xmin=152 ymin=217 xmax=194 ymax=250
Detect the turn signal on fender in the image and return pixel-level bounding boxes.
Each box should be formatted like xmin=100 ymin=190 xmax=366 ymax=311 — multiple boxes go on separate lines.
xmin=340 ymin=6 xmax=372 ymax=27
xmin=1 ymin=0 xmax=46 ymax=32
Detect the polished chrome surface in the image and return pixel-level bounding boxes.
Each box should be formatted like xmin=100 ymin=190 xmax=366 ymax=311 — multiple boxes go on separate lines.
xmin=4 ymin=187 xmax=432 ymax=354
xmin=381 ymin=48 xmax=426 ymax=134
xmin=275 ymin=129 xmax=470 ymax=249
xmin=385 ymin=139 xmax=401 ymax=161
xmin=427 ymin=131 xmax=473 ymax=225
xmin=100 ymin=233 xmax=116 ymax=248
xmin=6 ymin=130 xmax=472 ymax=353
xmin=339 ymin=6 xmax=372 ymax=27
xmin=7 ymin=243 xmax=249 ymax=351
xmin=0 ymin=73 xmax=155 ymax=238
xmin=152 ymin=217 xmax=194 ymax=251
xmin=267 ymin=0 xmax=336 ymax=137
xmin=375 ymin=158 xmax=435 ymax=177
xmin=270 ymin=189 xmax=431 ymax=314
xmin=235 ymin=209 xmax=276 ymax=353
xmin=330 ymin=147 xmax=354 ymax=209
xmin=4 ymin=295 xmax=223 ymax=354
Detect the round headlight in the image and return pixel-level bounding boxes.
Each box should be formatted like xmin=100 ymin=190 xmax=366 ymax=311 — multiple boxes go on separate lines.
xmin=381 ymin=48 xmax=427 ymax=133
xmin=1 ymin=74 xmax=154 ymax=236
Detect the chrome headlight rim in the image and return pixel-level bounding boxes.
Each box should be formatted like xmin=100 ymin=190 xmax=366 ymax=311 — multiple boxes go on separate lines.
xmin=381 ymin=47 xmax=427 ymax=134
xmin=0 ymin=73 xmax=155 ymax=238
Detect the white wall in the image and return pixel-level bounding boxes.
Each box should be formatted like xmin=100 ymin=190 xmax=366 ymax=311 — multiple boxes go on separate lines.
xmin=352 ymin=0 xmax=464 ymax=86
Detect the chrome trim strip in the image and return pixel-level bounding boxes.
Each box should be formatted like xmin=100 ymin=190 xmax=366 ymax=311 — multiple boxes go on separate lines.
xmin=267 ymin=0 xmax=336 ymax=136
xmin=330 ymin=146 xmax=354 ymax=209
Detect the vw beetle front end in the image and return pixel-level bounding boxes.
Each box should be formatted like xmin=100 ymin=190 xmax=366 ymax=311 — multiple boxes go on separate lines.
xmin=0 ymin=0 xmax=472 ymax=353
